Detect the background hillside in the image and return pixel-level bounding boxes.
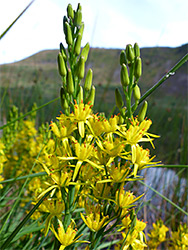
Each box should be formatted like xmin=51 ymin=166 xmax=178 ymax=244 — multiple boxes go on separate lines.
xmin=0 ymin=44 xmax=188 ymax=164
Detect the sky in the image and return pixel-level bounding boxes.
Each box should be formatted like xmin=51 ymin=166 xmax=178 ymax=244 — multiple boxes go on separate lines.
xmin=0 ymin=0 xmax=188 ymax=64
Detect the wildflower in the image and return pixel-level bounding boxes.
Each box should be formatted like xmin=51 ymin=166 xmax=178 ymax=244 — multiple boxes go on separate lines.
xmin=51 ymin=220 xmax=88 ymax=250
xmin=115 ymin=184 xmax=144 ymax=210
xmin=69 ymin=100 xmax=93 ymax=138
xmin=170 ymin=223 xmax=188 ymax=249
xmin=81 ymin=203 xmax=109 ymax=232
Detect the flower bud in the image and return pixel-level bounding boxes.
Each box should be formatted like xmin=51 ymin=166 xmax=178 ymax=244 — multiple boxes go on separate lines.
xmin=65 ymin=22 xmax=73 ymax=45
xmin=60 ymin=87 xmax=69 ymax=109
xmin=67 ymin=4 xmax=74 ymax=19
xmin=74 ymin=33 xmax=82 ymax=55
xmin=60 ymin=43 xmax=67 ymax=60
xmin=120 ymin=50 xmax=127 ymax=66
xmin=134 ymin=43 xmax=140 ymax=57
xmin=86 ymin=85 xmax=95 ymax=106
xmin=84 ymin=69 xmax=93 ymax=92
xmin=77 ymin=85 xmax=83 ymax=103
xmin=74 ymin=9 xmax=82 ymax=27
xmin=63 ymin=16 xmax=68 ymax=34
xmin=138 ymin=101 xmax=148 ymax=122
xmin=121 ymin=63 xmax=129 ymax=86
xmin=77 ymin=3 xmax=82 ymax=11
xmin=67 ymin=68 xmax=74 ymax=94
xmin=57 ymin=52 xmax=67 ymax=77
xmin=81 ymin=42 xmax=90 ymax=62
xmin=77 ymin=56 xmax=85 ymax=79
xmin=134 ymin=57 xmax=142 ymax=79
xmin=133 ymin=84 xmax=141 ymax=101
xmin=79 ymin=23 xmax=84 ymax=37
xmin=115 ymin=88 xmax=124 ymax=109
xmin=126 ymin=44 xmax=135 ymax=62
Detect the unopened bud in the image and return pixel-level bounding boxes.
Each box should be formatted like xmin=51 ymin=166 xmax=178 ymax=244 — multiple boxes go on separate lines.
xmin=60 ymin=87 xmax=69 ymax=109
xmin=115 ymin=88 xmax=124 ymax=109
xmin=63 ymin=16 xmax=68 ymax=34
xmin=67 ymin=4 xmax=74 ymax=19
xmin=57 ymin=52 xmax=67 ymax=77
xmin=77 ymin=3 xmax=82 ymax=11
xmin=126 ymin=44 xmax=135 ymax=62
xmin=65 ymin=22 xmax=73 ymax=45
xmin=134 ymin=43 xmax=140 ymax=57
xmin=81 ymin=42 xmax=90 ymax=62
xmin=86 ymin=85 xmax=95 ymax=106
xmin=120 ymin=50 xmax=127 ymax=65
xmin=77 ymin=56 xmax=85 ymax=79
xmin=121 ymin=64 xmax=129 ymax=86
xmin=79 ymin=23 xmax=84 ymax=37
xmin=134 ymin=57 xmax=142 ymax=79
xmin=84 ymin=69 xmax=93 ymax=92
xmin=60 ymin=43 xmax=67 ymax=60
xmin=74 ymin=33 xmax=82 ymax=55
xmin=133 ymin=85 xmax=141 ymax=101
xmin=77 ymin=85 xmax=83 ymax=103
xmin=74 ymin=9 xmax=82 ymax=27
xmin=67 ymin=68 xmax=74 ymax=94
xmin=138 ymin=101 xmax=148 ymax=122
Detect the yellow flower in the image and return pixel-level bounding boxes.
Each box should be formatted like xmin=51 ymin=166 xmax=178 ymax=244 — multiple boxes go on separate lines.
xmin=51 ymin=220 xmax=86 ymax=250
xmin=115 ymin=185 xmax=144 ymax=209
xmin=69 ymin=100 xmax=93 ymax=138
xmin=108 ymin=161 xmax=131 ymax=183
xmin=81 ymin=204 xmax=109 ymax=232
xmin=170 ymin=223 xmax=188 ymax=249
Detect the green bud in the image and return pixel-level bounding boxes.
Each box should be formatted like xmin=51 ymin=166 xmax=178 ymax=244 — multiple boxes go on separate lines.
xmin=63 ymin=16 xmax=68 ymax=34
xmin=134 ymin=43 xmax=140 ymax=57
xmin=121 ymin=63 xmax=129 ymax=86
xmin=115 ymin=88 xmax=124 ymax=109
xmin=120 ymin=50 xmax=127 ymax=65
xmin=57 ymin=52 xmax=67 ymax=77
xmin=133 ymin=85 xmax=141 ymax=101
xmin=77 ymin=56 xmax=85 ymax=79
xmin=67 ymin=4 xmax=74 ymax=19
xmin=138 ymin=101 xmax=148 ymax=122
xmin=81 ymin=42 xmax=90 ymax=62
xmin=60 ymin=87 xmax=69 ymax=109
xmin=79 ymin=23 xmax=84 ymax=37
xmin=84 ymin=69 xmax=93 ymax=92
xmin=86 ymin=85 xmax=95 ymax=106
xmin=134 ymin=57 xmax=142 ymax=79
xmin=74 ymin=9 xmax=82 ymax=27
xmin=77 ymin=85 xmax=83 ymax=103
xmin=65 ymin=22 xmax=73 ymax=45
xmin=67 ymin=68 xmax=74 ymax=94
xmin=77 ymin=3 xmax=82 ymax=11
xmin=74 ymin=33 xmax=82 ymax=55
xmin=126 ymin=44 xmax=135 ymax=62
xmin=60 ymin=43 xmax=67 ymax=60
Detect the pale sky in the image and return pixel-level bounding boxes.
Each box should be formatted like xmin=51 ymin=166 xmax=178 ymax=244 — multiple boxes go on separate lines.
xmin=0 ymin=0 xmax=187 ymax=64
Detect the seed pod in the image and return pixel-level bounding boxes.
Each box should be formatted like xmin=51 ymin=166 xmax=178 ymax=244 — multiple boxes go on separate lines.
xmin=120 ymin=50 xmax=127 ymax=65
xmin=138 ymin=101 xmax=148 ymax=122
xmin=121 ymin=63 xmax=129 ymax=87
xmin=74 ymin=33 xmax=82 ymax=55
xmin=134 ymin=43 xmax=140 ymax=57
xmin=115 ymin=88 xmax=124 ymax=109
xmin=84 ymin=69 xmax=93 ymax=92
xmin=81 ymin=42 xmax=90 ymax=62
xmin=133 ymin=85 xmax=141 ymax=101
xmin=86 ymin=85 xmax=95 ymax=105
xmin=65 ymin=22 xmax=73 ymax=45
xmin=77 ymin=85 xmax=83 ymax=103
xmin=126 ymin=44 xmax=135 ymax=62
xmin=67 ymin=4 xmax=74 ymax=19
xmin=60 ymin=43 xmax=67 ymax=60
xmin=134 ymin=57 xmax=142 ymax=79
xmin=77 ymin=56 xmax=85 ymax=79
xmin=74 ymin=9 xmax=82 ymax=27
xmin=67 ymin=68 xmax=74 ymax=94
xmin=57 ymin=52 xmax=67 ymax=77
